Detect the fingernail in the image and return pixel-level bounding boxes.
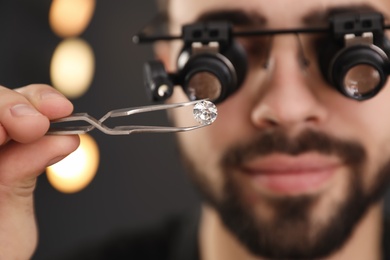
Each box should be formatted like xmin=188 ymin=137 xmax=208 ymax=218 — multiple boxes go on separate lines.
xmin=46 ymin=155 xmax=66 ymax=167
xmin=10 ymin=104 xmax=41 ymax=117
xmin=40 ymin=91 xmax=65 ymax=100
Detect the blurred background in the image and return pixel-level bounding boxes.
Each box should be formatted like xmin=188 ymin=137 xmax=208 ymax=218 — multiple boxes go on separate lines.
xmin=0 ymin=1 xmax=200 ymax=259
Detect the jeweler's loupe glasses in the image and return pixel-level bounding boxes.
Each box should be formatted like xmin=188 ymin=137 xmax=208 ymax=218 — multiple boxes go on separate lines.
xmin=133 ymin=11 xmax=390 ymax=103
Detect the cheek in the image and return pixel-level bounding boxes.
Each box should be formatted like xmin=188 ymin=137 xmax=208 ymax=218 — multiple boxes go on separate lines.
xmin=169 ymin=86 xmax=255 ymax=193
xmin=175 ymin=125 xmax=227 ymax=195
xmin=363 ymin=136 xmax=390 ymax=191
xmin=169 ymin=89 xmax=225 ymax=190
xmin=201 ymin=81 xmax=264 ymax=161
xmin=328 ymin=87 xmax=390 ymax=189
xmin=169 ymin=78 xmax=255 ymax=153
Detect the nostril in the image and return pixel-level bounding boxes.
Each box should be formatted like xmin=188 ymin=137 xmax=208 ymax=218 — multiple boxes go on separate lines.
xmin=265 ymin=117 xmax=279 ymax=127
xmin=250 ymin=98 xmax=327 ymax=130
xmin=251 ymin=106 xmax=281 ymax=129
xmin=305 ymin=115 xmax=320 ymax=123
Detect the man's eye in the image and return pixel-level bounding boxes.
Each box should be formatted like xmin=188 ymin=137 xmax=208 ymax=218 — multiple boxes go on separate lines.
xmin=240 ymin=37 xmax=270 ymax=56
xmin=245 ymin=43 xmax=266 ymax=56
xmin=305 ymin=34 xmax=329 ymax=54
xmin=238 ymin=37 xmax=271 ymax=64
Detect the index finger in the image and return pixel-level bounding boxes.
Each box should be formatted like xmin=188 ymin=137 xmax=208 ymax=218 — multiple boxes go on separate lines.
xmin=0 ymin=86 xmax=50 ymax=143
xmin=14 ymin=84 xmax=74 ymax=120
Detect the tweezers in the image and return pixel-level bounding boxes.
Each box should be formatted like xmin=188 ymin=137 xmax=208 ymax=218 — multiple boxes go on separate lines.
xmin=47 ymin=100 xmax=212 ymax=135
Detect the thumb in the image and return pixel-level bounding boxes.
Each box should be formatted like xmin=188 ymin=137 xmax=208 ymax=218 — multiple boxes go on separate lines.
xmin=0 ymin=135 xmax=80 ymax=195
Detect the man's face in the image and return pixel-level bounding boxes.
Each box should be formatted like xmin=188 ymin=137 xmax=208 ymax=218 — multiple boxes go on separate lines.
xmin=164 ymin=0 xmax=390 ymax=258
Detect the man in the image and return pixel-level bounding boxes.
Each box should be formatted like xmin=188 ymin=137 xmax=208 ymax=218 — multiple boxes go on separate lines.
xmin=1 ymin=0 xmax=390 ymax=259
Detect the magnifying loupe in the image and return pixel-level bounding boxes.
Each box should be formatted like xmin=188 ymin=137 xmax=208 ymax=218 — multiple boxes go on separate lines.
xmin=329 ymin=44 xmax=389 ymax=100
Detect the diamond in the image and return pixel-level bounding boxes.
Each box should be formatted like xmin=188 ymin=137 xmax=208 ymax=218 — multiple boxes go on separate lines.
xmin=193 ymin=100 xmax=218 ymax=125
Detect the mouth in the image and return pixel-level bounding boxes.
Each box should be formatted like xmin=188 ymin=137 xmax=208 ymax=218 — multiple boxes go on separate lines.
xmin=240 ymin=153 xmax=342 ymax=196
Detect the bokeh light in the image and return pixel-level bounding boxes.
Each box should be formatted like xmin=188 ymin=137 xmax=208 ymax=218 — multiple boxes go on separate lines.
xmin=50 ymin=38 xmax=95 ymax=98
xmin=49 ymin=0 xmax=96 ymax=38
xmin=46 ymin=134 xmax=100 ymax=193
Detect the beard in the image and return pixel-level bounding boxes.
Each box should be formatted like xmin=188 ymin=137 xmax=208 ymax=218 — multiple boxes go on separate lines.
xmin=180 ymin=129 xmax=390 ymax=259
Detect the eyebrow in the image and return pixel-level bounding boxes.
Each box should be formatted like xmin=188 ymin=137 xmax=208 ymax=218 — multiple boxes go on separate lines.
xmin=303 ymin=4 xmax=386 ymax=26
xmin=194 ymin=4 xmax=387 ymax=28
xmin=195 ymin=10 xmax=266 ymax=27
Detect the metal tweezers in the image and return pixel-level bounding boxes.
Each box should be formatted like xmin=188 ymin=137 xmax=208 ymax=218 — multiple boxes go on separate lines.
xmin=48 ymin=100 xmax=210 ymax=135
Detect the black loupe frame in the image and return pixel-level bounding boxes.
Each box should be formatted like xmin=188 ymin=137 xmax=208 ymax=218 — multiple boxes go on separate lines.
xmin=320 ymin=11 xmax=390 ymax=100
xmin=331 ymin=45 xmax=389 ymax=100
xmin=133 ymin=10 xmax=390 ymax=103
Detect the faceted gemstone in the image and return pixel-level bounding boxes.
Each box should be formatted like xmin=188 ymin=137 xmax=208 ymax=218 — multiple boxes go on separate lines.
xmin=193 ymin=100 xmax=218 ymax=125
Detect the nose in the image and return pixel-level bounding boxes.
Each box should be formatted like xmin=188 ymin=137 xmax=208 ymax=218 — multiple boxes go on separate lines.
xmin=251 ymin=35 xmax=328 ymax=131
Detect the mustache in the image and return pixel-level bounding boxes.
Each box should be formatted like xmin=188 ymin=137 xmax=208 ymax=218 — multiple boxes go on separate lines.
xmin=221 ymin=129 xmax=366 ymax=168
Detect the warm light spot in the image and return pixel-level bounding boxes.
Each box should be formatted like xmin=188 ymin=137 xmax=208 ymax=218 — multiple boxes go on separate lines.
xmin=50 ymin=38 xmax=95 ymax=98
xmin=46 ymin=134 xmax=100 ymax=193
xmin=49 ymin=0 xmax=96 ymax=37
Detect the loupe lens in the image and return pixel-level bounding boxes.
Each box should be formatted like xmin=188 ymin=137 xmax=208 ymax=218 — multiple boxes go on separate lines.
xmin=343 ymin=64 xmax=381 ymax=98
xmin=186 ymin=72 xmax=222 ymax=101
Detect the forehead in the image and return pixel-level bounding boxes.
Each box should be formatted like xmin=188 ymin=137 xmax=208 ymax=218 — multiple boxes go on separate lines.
xmin=168 ymin=0 xmax=390 ymax=29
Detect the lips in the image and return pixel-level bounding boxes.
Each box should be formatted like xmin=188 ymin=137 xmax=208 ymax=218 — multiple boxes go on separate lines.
xmin=240 ymin=153 xmax=341 ymax=196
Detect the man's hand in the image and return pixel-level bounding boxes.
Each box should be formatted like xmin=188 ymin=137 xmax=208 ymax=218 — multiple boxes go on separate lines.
xmin=0 ymin=84 xmax=80 ymax=259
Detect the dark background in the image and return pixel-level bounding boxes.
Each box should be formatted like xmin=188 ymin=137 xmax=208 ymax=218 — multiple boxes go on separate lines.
xmin=0 ymin=1 xmax=200 ymax=259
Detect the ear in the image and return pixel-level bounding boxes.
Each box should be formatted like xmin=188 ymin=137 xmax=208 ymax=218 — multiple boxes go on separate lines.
xmin=153 ymin=41 xmax=175 ymax=71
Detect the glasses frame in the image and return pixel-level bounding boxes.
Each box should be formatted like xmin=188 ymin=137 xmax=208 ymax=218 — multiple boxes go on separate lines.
xmin=132 ymin=12 xmax=390 ymax=44
xmin=135 ymin=11 xmax=390 ymax=103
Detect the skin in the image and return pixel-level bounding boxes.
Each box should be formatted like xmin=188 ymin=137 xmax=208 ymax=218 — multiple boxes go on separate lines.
xmin=0 ymin=84 xmax=79 ymax=259
xmin=155 ymin=0 xmax=390 ymax=259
